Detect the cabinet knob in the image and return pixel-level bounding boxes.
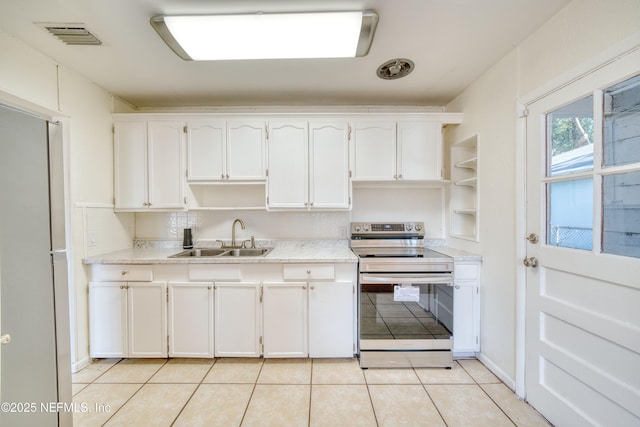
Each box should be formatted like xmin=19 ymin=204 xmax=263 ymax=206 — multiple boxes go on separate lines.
xmin=399 ymin=174 xmax=403 ymax=179
xmin=310 ymin=285 xmax=315 ymax=290
xmin=306 ymin=269 xmax=311 ymax=274
xmin=455 ymin=285 xmax=460 ymax=289
xmin=303 ymin=285 xmax=307 ymax=290
xmin=121 ymin=270 xmax=127 ymax=276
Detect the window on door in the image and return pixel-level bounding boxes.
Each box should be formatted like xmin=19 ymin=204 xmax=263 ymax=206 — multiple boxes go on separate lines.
xmin=545 ymin=74 xmax=640 ymax=258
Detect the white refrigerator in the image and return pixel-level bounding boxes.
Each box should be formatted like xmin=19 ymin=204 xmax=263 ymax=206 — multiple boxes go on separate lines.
xmin=0 ymin=104 xmax=73 ymax=426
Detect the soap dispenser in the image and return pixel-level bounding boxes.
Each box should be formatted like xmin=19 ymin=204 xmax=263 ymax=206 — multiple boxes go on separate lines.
xmin=182 ymin=228 xmax=193 ymax=249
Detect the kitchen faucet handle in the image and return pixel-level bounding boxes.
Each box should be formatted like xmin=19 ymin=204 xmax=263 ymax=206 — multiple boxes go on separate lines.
xmin=215 ymin=239 xmax=225 ymax=248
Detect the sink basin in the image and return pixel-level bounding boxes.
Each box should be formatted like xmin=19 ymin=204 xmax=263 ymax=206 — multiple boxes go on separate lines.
xmin=169 ymin=247 xmax=272 ymax=258
xmin=169 ymin=248 xmax=228 ymax=258
xmin=220 ymin=248 xmax=273 ymax=257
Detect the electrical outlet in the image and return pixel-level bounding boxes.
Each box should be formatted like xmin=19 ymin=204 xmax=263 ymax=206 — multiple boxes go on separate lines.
xmin=88 ymin=231 xmax=97 ymax=247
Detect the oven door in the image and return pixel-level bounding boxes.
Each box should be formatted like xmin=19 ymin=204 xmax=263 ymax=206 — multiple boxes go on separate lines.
xmin=359 ymin=273 xmax=454 ymax=352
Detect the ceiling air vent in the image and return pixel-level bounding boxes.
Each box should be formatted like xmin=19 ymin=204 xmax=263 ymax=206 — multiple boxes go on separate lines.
xmin=42 ymin=24 xmax=102 ymax=45
xmin=377 ymin=58 xmax=414 ymax=80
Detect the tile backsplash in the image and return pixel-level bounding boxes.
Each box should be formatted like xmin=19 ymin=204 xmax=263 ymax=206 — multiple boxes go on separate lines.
xmin=134 ymin=187 xmax=446 ymax=243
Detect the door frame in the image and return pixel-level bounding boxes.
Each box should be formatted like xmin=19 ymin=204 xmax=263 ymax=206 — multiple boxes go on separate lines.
xmin=514 ymin=35 xmax=640 ymax=400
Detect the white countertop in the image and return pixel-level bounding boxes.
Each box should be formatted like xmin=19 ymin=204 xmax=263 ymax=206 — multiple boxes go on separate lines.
xmin=82 ymin=240 xmax=481 ymax=265
xmin=83 ymin=240 xmax=359 ymax=265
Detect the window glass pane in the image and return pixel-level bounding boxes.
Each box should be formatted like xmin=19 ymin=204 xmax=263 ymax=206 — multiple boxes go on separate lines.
xmin=604 ymin=74 xmax=640 ymax=167
xmin=547 ymin=96 xmax=594 ymax=176
xmin=603 ymin=171 xmax=640 ymax=258
xmin=548 ymin=179 xmax=593 ymax=250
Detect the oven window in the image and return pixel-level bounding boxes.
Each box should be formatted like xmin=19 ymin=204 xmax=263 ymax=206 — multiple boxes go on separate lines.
xmin=360 ymin=284 xmax=452 ymax=340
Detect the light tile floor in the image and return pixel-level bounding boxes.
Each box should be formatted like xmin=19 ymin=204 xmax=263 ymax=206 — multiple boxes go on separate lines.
xmin=72 ymin=357 xmax=551 ymax=427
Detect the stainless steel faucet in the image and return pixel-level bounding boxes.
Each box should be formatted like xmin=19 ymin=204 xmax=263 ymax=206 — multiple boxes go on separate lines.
xmin=231 ymin=218 xmax=246 ymax=248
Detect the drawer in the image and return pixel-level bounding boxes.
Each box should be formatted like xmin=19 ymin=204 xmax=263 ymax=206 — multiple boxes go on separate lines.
xmin=454 ymin=263 xmax=480 ymax=281
xmin=283 ymin=264 xmax=335 ymax=280
xmin=189 ymin=264 xmax=242 ymax=281
xmin=91 ymin=264 xmax=153 ymax=281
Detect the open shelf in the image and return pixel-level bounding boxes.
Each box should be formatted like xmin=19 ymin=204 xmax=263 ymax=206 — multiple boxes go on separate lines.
xmin=450 ymin=135 xmax=479 ymax=241
xmin=187 ymin=183 xmax=266 ymax=210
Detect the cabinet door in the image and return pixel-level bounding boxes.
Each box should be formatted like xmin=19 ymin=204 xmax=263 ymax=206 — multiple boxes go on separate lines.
xmin=227 ymin=121 xmax=266 ymax=180
xmin=128 ymin=282 xmax=167 ymax=357
xmin=267 ymin=122 xmax=308 ymax=208
xmin=308 ymin=281 xmax=354 ymax=357
xmin=168 ymin=282 xmax=214 ymax=358
xmin=397 ymin=121 xmax=442 ymax=180
xmin=89 ymin=282 xmax=127 ymax=358
xmin=114 ymin=122 xmax=148 ymax=209
xmin=309 ymin=122 xmax=351 ymax=209
xmin=187 ymin=121 xmax=226 ymax=180
xmin=262 ymin=282 xmax=308 ymax=358
xmin=351 ymin=122 xmax=396 ymax=180
xmin=148 ymin=121 xmax=184 ymax=209
xmin=453 ymin=282 xmax=478 ymax=352
xmin=214 ymin=282 xmax=261 ymax=357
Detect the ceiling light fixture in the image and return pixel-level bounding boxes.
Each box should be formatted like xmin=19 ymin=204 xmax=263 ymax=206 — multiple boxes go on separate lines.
xmin=150 ymin=11 xmax=378 ymax=61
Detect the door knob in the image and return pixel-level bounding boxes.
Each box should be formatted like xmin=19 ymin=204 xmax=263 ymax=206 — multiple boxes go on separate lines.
xmin=523 ymin=257 xmax=538 ymax=268
xmin=526 ymin=233 xmax=539 ymax=244
xmin=1 ymin=334 xmax=11 ymax=345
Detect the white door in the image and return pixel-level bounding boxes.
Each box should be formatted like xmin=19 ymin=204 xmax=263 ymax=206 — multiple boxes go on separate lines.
xmin=187 ymin=121 xmax=226 ymax=180
xmin=308 ymin=281 xmax=354 ymax=357
xmin=267 ymin=122 xmax=308 ymax=208
xmin=89 ymin=282 xmax=127 ymax=358
xmin=214 ymin=282 xmax=261 ymax=357
xmin=262 ymin=282 xmax=308 ymax=358
xmin=309 ymin=122 xmax=351 ymax=209
xmin=168 ymin=282 xmax=214 ymax=357
xmin=147 ymin=121 xmax=184 ymax=209
xmin=128 ymin=282 xmax=167 ymax=357
xmin=397 ymin=121 xmax=442 ymax=180
xmin=227 ymin=121 xmax=266 ymax=180
xmin=524 ymin=60 xmax=640 ymax=426
xmin=114 ymin=121 xmax=148 ymax=209
xmin=351 ymin=121 xmax=396 ymax=180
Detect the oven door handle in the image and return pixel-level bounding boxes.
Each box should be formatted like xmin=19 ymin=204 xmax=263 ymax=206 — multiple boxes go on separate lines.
xmin=360 ymin=274 xmax=453 ymax=285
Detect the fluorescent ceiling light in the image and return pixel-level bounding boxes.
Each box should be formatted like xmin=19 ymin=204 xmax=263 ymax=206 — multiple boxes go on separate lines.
xmin=151 ymin=11 xmax=378 ymax=61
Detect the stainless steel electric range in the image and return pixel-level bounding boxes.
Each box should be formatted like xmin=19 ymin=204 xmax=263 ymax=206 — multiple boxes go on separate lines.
xmin=350 ymin=222 xmax=454 ymax=368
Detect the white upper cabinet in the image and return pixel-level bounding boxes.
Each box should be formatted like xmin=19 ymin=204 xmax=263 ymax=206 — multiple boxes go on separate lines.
xmin=397 ymin=121 xmax=443 ymax=180
xmin=352 ymin=121 xmax=397 ymax=180
xmin=187 ymin=121 xmax=266 ymax=181
xmin=115 ymin=120 xmax=185 ymax=211
xmin=186 ymin=121 xmax=225 ymax=181
xmin=309 ymin=122 xmax=351 ymax=209
xmin=352 ymin=119 xmax=444 ymax=181
xmin=267 ymin=121 xmax=309 ymax=209
xmin=267 ymin=121 xmax=351 ymax=210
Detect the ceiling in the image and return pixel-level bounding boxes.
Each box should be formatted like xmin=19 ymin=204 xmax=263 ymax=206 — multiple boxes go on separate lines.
xmin=0 ymin=0 xmax=570 ymax=108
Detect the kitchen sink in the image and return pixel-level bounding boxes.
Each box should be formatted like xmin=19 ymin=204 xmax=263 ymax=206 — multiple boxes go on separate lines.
xmin=169 ymin=247 xmax=272 ymax=258
xmin=220 ymin=248 xmax=273 ymax=257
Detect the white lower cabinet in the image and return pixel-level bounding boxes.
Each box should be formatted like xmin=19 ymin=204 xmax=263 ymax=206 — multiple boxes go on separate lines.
xmin=89 ymin=262 xmax=357 ymax=360
xmin=89 ymin=281 xmax=167 ymax=358
xmin=262 ymin=282 xmax=308 ymax=358
xmin=452 ymin=261 xmax=481 ymax=354
xmin=308 ymin=281 xmax=355 ymax=357
xmin=214 ymin=282 xmax=261 ymax=357
xmin=168 ymin=282 xmax=214 ymax=358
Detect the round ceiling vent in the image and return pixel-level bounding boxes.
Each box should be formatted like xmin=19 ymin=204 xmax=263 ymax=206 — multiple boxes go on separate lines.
xmin=376 ymin=58 xmax=414 ymax=80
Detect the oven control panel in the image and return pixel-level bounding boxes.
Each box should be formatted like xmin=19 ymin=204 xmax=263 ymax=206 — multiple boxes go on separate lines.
xmin=350 ymin=222 xmax=424 ymax=236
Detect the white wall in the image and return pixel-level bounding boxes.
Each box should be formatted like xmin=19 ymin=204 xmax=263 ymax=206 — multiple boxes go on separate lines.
xmin=0 ymin=28 xmax=132 ymax=370
xmin=444 ymin=0 xmax=640 ymax=387
xmin=445 ymin=52 xmax=519 ymax=384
